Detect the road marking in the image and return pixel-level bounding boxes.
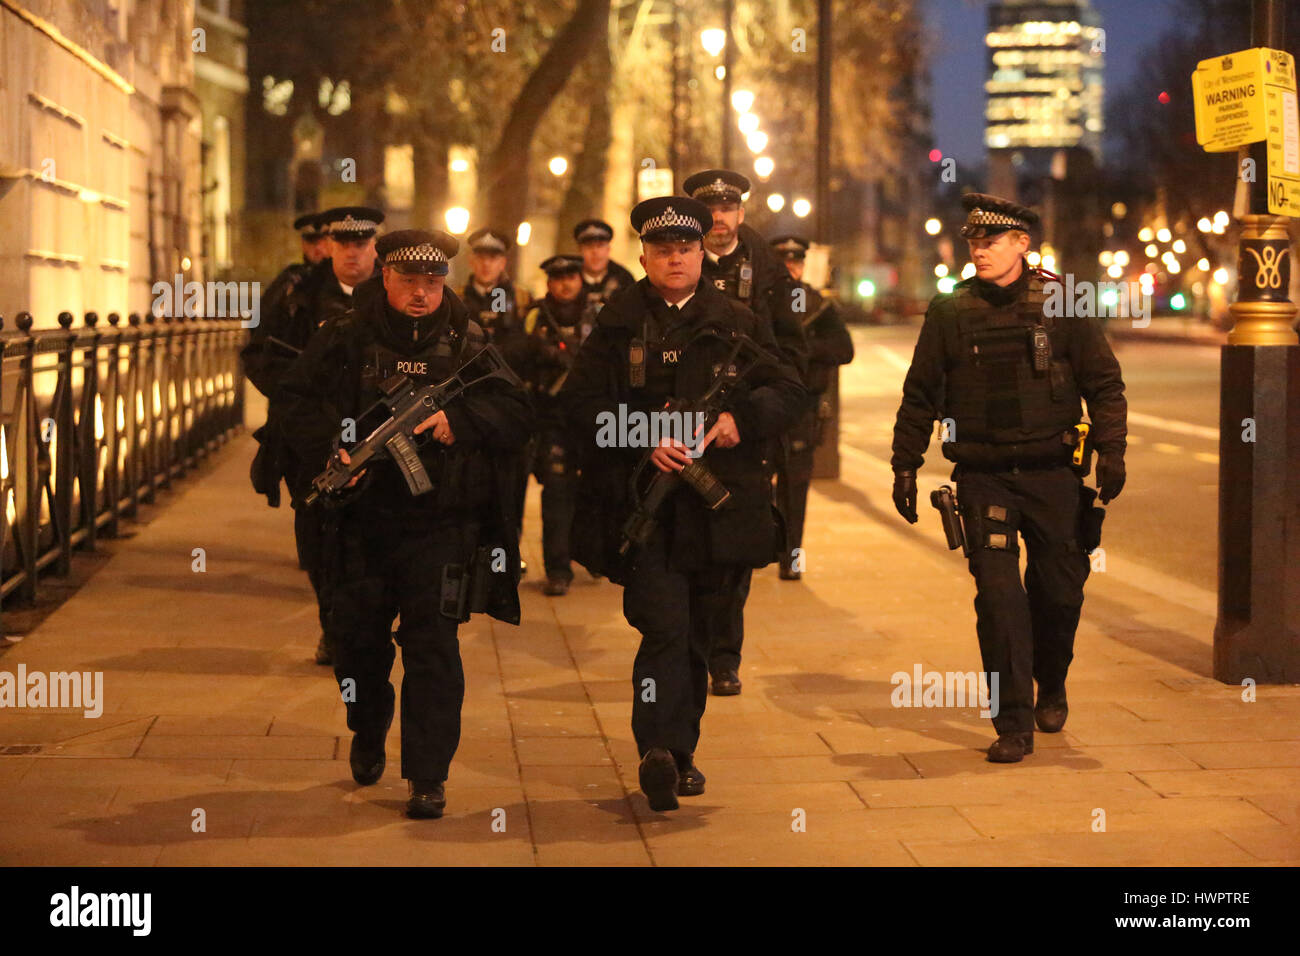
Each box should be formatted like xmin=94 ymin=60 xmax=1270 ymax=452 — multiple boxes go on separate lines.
xmin=873 ymin=344 xmax=912 ymax=373
xmin=1153 ymin=442 xmax=1183 ymax=455
xmin=1194 ymin=452 xmax=1220 ymax=464
xmin=1128 ymin=411 xmax=1218 ymax=441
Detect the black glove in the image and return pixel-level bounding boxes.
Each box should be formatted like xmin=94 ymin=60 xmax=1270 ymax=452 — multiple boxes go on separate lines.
xmin=1096 ymin=453 xmax=1125 ymax=504
xmin=893 ymin=469 xmax=918 ymax=524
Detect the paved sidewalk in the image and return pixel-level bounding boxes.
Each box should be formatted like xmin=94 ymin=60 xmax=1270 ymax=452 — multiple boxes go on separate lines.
xmin=0 ymin=428 xmax=1296 ymax=866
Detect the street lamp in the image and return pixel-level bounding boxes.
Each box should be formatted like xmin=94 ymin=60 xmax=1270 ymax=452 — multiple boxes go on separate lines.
xmin=731 ymin=89 xmax=754 ymax=113
xmin=548 ymin=156 xmax=568 ymax=176
xmin=445 ymin=206 xmax=470 ymax=234
xmin=754 ymin=156 xmax=774 ymax=178
xmin=1157 ymin=227 xmax=1172 ymax=243
xmin=516 ymin=221 xmax=531 ymax=246
xmin=700 ymin=28 xmax=725 ymax=56
xmin=792 ymin=197 xmax=811 ymax=218
xmin=746 ymin=130 xmax=768 ymax=153
xmin=924 ymin=217 xmax=942 ymax=235
xmin=738 ymin=112 xmax=760 ymax=135
xmin=767 ymin=193 xmax=785 ymax=212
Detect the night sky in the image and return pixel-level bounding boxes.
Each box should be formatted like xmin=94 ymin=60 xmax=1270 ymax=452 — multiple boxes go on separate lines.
xmin=925 ymin=0 xmax=1180 ymax=171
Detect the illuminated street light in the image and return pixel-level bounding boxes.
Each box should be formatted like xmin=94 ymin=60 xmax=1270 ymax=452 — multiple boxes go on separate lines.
xmin=1100 ymin=251 xmax=1113 ymax=266
xmin=1172 ymin=239 xmax=1187 ymax=253
xmin=1114 ymin=250 xmax=1130 ymax=266
xmin=1027 ymin=251 xmax=1041 ymax=266
xmin=1138 ymin=227 xmax=1154 ymax=242
xmin=857 ymin=278 xmax=876 ymax=298
xmin=754 ymin=155 xmax=775 ymax=178
xmin=937 ymin=276 xmax=956 ymax=293
xmin=1168 ymin=260 xmax=1182 ymax=274
xmin=701 ymin=29 xmax=726 ymax=56
xmin=1111 ymin=202 xmax=1127 ymax=218
xmin=1196 ymin=257 xmax=1210 ymax=271
xmin=1156 ymin=227 xmax=1172 ymax=243
xmin=934 ymin=263 xmax=949 ymax=278
xmin=516 ymin=221 xmax=531 ymax=246
xmin=731 ymin=89 xmax=754 ymax=113
xmin=548 ymin=156 xmax=568 ymax=176
xmin=1197 ymin=217 xmax=1212 ymax=232
xmin=738 ymin=112 xmax=760 ymax=135
xmin=961 ymin=262 xmax=976 ymax=279
xmin=444 ymin=206 xmax=470 ymax=234
xmin=1145 ymin=244 xmax=1159 ymax=258
xmin=1212 ymin=221 xmax=1227 ymax=235
xmin=1213 ymin=210 xmax=1230 ymax=227
xmin=924 ymin=218 xmax=942 ymax=235
xmin=792 ymin=197 xmax=811 ymax=218
xmin=746 ymin=130 xmax=768 ymax=153
xmin=1170 ymin=292 xmax=1187 ymax=310
xmin=767 ymin=193 xmax=785 ymax=212
xmin=450 ymin=158 xmax=469 ymax=172
xmin=1041 ymin=254 xmax=1056 ymax=271
xmin=1107 ymin=263 xmax=1123 ymax=279
xmin=715 ymin=65 xmax=726 ymax=80
xmin=1213 ymin=267 xmax=1230 ymax=285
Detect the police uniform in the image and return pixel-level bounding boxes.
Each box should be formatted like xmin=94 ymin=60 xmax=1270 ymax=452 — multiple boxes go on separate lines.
xmin=461 ymin=228 xmax=525 ymax=344
xmin=890 ymin=194 xmax=1127 ymax=763
xmin=278 ymin=229 xmax=534 ymax=817
xmin=573 ymin=219 xmax=637 ymax=310
xmin=682 ymin=169 xmax=798 ymax=696
xmin=768 ymin=236 xmax=855 ymax=579
xmin=561 ymin=197 xmax=806 ymax=810
xmin=512 ymin=255 xmax=595 ymax=594
xmin=242 ymin=205 xmax=385 ymax=667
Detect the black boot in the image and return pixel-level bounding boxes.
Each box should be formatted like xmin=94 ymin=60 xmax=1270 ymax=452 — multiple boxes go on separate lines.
xmin=407 ymin=780 xmax=447 ymax=819
xmin=987 ymin=731 xmax=1034 ymax=763
xmin=350 ymin=733 xmax=386 ymax=785
xmin=1035 ymin=686 xmax=1069 ymax=733
xmin=710 ymin=669 xmax=742 ymax=696
xmin=639 ymin=748 xmax=679 ymax=812
xmin=674 ymin=752 xmax=706 ymax=797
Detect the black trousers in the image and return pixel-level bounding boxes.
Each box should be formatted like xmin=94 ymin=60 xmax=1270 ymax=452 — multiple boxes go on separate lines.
xmin=706 ymin=570 xmax=751 ymax=675
xmin=294 ymin=504 xmax=330 ymax=635
xmin=538 ymin=430 xmax=578 ymax=582
xmin=774 ymin=415 xmax=818 ymax=571
xmin=625 ymin=529 xmax=748 ymax=758
xmin=955 ymin=466 xmax=1091 ymax=735
xmin=328 ymin=516 xmax=472 ymax=782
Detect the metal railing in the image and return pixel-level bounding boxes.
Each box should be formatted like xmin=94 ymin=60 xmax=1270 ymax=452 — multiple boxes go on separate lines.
xmin=0 ymin=310 xmax=246 ymax=637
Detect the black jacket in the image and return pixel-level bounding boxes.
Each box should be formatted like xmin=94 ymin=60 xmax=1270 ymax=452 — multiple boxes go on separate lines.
xmin=891 ymin=264 xmax=1127 ymax=473
xmin=277 ymin=281 xmax=535 ymax=624
xmin=560 ymin=277 xmax=807 ymax=582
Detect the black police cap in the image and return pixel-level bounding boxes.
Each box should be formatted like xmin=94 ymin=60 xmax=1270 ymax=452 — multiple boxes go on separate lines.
xmin=540 ymin=254 xmax=584 ymax=276
xmin=467 ymin=227 xmax=511 ymax=254
xmin=376 ymin=229 xmax=459 ymax=275
xmin=574 ymin=219 xmax=614 ymax=243
xmin=293 ymin=211 xmax=328 ymax=238
xmin=630 ymin=196 xmax=713 ymax=243
xmin=959 ymin=193 xmax=1039 ymax=239
xmin=321 ymin=206 xmax=384 ymax=239
xmin=683 ymin=168 xmax=751 ymax=204
xmin=770 ymin=235 xmax=810 ymax=261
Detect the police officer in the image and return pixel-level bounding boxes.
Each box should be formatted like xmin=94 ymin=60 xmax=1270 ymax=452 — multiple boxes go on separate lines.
xmin=889 ymin=193 xmax=1127 ymax=763
xmin=462 ymin=227 xmax=526 ymax=343
xmin=561 ymin=197 xmax=805 ymax=811
xmin=682 ymin=168 xmax=793 ymax=696
xmin=574 ymin=218 xmax=636 ymax=310
xmin=768 ymin=235 xmax=854 ymax=580
xmin=513 ymin=255 xmax=595 ymax=596
xmin=261 ymin=212 xmax=330 ymax=310
xmin=277 ymin=229 xmax=534 ymax=817
xmin=242 ymin=205 xmax=385 ymax=667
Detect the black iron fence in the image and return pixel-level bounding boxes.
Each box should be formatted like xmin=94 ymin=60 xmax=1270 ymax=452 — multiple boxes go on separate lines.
xmin=0 ymin=311 xmax=246 ymax=637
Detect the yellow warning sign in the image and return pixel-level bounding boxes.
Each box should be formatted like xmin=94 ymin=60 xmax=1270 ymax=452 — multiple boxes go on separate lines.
xmin=1193 ymin=48 xmax=1269 ymax=151
xmin=1263 ymin=50 xmax=1300 ymax=215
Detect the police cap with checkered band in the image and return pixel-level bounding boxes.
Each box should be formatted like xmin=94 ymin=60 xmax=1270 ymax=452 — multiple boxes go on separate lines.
xmin=376 ymin=229 xmax=459 ymax=276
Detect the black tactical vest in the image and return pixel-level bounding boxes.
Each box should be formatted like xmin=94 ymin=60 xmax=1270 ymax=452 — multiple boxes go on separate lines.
xmin=943 ymin=274 xmax=1081 ymax=445
xmin=463 ymin=281 xmax=517 ymax=342
xmin=703 ymin=246 xmax=755 ymax=306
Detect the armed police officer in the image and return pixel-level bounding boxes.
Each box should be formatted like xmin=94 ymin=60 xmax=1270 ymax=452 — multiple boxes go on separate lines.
xmin=768 ymin=235 xmax=854 ymax=580
xmin=513 ymin=255 xmax=596 ymax=596
xmin=264 ymin=212 xmax=330 ymax=304
xmin=243 ymin=206 xmax=385 ymax=667
xmin=682 ymin=168 xmax=797 ymax=697
xmin=562 ymin=197 xmax=805 ymax=811
xmin=278 ymin=229 xmax=533 ymax=818
xmin=574 ymin=218 xmax=637 ymax=311
xmin=890 ymin=193 xmax=1127 ymax=763
xmin=462 ymin=227 xmax=526 ymax=344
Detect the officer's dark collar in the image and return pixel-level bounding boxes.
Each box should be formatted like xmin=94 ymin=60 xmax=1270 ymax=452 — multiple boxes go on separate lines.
xmin=543 ymin=293 xmax=585 ymax=326
xmin=971 ymin=258 xmax=1030 ymax=307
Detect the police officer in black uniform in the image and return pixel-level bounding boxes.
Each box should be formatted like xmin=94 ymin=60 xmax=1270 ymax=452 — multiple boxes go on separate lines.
xmin=262 ymin=212 xmax=330 ymax=307
xmin=561 ymin=197 xmax=805 ymax=811
xmin=242 ymin=206 xmax=384 ymax=667
xmin=574 ymin=218 xmax=637 ymax=310
xmin=278 ymin=229 xmax=533 ymax=817
xmin=890 ymin=193 xmax=1127 ymax=763
xmin=768 ymin=235 xmax=855 ymax=580
xmin=462 ymin=227 xmax=526 ymax=343
xmin=513 ymin=255 xmax=596 ymax=596
xmin=682 ymin=169 xmax=791 ymax=697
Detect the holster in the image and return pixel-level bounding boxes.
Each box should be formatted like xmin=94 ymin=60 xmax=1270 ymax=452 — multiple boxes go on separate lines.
xmin=439 ymin=524 xmax=487 ymax=622
xmin=1077 ymin=485 xmax=1105 ymax=553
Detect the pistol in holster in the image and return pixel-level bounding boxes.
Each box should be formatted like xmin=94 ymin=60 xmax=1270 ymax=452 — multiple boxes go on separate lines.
xmin=930 ymin=484 xmax=972 ymax=558
xmin=440 ymin=544 xmax=494 ymax=622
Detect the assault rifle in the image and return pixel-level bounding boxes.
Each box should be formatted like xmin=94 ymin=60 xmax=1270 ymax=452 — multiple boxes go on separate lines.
xmin=304 ymin=344 xmax=522 ymax=505
xmin=618 ymin=330 xmax=780 ymax=556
